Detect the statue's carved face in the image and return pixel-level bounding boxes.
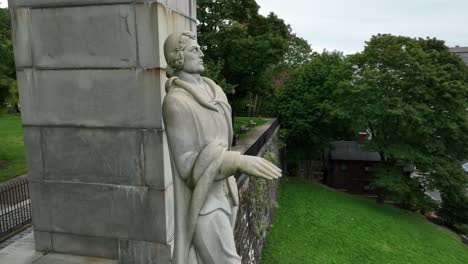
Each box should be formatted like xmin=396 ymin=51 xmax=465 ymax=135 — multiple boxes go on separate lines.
xmin=182 ymin=39 xmax=205 ymax=74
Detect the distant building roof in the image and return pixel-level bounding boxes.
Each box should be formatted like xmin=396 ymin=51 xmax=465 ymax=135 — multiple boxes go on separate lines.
xmin=330 ymin=141 xmax=381 ymax=162
xmin=449 ymin=47 xmax=468 ymax=65
xmin=449 ymin=47 xmax=468 ymax=53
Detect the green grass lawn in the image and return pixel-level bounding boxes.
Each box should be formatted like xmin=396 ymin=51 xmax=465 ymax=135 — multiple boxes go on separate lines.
xmin=262 ymin=179 xmax=468 ymax=264
xmin=0 ymin=114 xmax=26 ymax=182
xmin=233 ymin=117 xmax=267 ymax=140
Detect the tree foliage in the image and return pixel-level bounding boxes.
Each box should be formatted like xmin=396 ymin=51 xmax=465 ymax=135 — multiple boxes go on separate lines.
xmin=283 ymin=29 xmax=313 ymax=68
xmin=276 ymin=34 xmax=468 ymax=225
xmin=277 ymin=51 xmax=355 ymax=160
xmin=347 ymin=34 xmax=468 ymax=223
xmin=0 ymin=8 xmax=17 ymax=112
xmin=197 ymin=0 xmax=290 ymax=115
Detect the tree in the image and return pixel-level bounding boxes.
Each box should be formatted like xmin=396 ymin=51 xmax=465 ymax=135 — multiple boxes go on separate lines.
xmin=0 ymin=8 xmax=17 ymax=112
xmin=258 ymin=29 xmax=313 ymax=117
xmin=197 ymin=0 xmax=289 ymax=116
xmin=277 ymin=51 xmax=355 ymax=161
xmin=348 ymin=34 xmax=468 ymax=223
xmin=283 ymin=29 xmax=313 ymax=68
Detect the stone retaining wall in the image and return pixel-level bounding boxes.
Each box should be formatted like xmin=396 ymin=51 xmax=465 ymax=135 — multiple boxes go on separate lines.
xmin=235 ymin=126 xmax=281 ymax=264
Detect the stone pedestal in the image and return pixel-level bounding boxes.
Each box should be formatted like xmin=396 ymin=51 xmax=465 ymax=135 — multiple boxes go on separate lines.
xmin=9 ymin=0 xmax=197 ymax=262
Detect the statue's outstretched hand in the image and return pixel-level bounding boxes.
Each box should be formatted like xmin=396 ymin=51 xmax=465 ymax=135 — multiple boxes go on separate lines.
xmin=238 ymin=155 xmax=282 ymax=180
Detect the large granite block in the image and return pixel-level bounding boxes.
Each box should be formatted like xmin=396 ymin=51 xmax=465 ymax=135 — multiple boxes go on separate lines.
xmin=17 ymin=69 xmax=163 ymax=128
xmin=168 ymin=7 xmax=195 ymax=33
xmin=22 ymin=127 xmax=43 ymax=182
xmin=119 ymin=239 xmax=171 ymax=264
xmin=41 ymin=127 xmax=143 ymax=185
xmin=143 ymin=130 xmax=172 ymax=188
xmin=29 ymin=5 xmax=137 ymax=68
xmin=8 ymin=0 xmax=131 ymax=7
xmin=167 ymin=0 xmax=190 ymax=17
xmin=10 ymin=8 xmax=32 ymax=68
xmin=32 ymin=181 xmax=174 ymax=243
xmin=10 ymin=0 xmax=192 ymax=17
xmin=136 ymin=3 xmax=195 ymax=68
xmin=190 ymin=0 xmax=196 ymax=19
xmin=29 ymin=181 xmax=52 ymax=231
xmin=10 ymin=1 xmax=195 ymax=69
xmin=51 ymin=232 xmax=118 ymax=259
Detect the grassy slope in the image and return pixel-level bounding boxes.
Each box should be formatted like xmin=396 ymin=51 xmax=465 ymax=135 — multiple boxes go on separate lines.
xmin=0 ymin=114 xmax=26 ymax=182
xmin=262 ymin=179 xmax=468 ymax=264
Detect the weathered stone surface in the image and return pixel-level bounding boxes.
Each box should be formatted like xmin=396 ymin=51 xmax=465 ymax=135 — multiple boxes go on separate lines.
xmin=10 ymin=2 xmax=195 ymax=69
xmin=34 ymin=253 xmax=118 ymax=264
xmin=29 ymin=5 xmax=137 ymax=68
xmin=9 ymin=0 xmax=131 ymax=7
xmin=10 ymin=0 xmax=194 ymax=18
xmin=35 ymin=127 xmax=171 ymax=187
xmin=143 ymin=130 xmax=172 ymax=188
xmin=32 ymin=181 xmax=173 ymax=243
xmin=190 ymin=0 xmax=196 ymax=19
xmin=29 ymin=182 xmax=51 ymax=232
xmin=22 ymin=127 xmax=43 ymax=182
xmin=17 ymin=69 xmax=163 ymax=128
xmin=233 ymin=126 xmax=281 ymax=264
xmin=167 ymin=0 xmax=190 ymax=17
xmin=51 ymin=233 xmax=118 ymax=259
xmin=119 ymin=239 xmax=172 ymax=264
xmin=33 ymin=231 xmax=52 ymax=252
xmin=8 ymin=0 xmax=185 ymax=262
xmin=10 ymin=8 xmax=32 ymax=67
xmin=41 ymin=127 xmax=143 ymax=185
xmin=136 ymin=3 xmax=195 ymax=68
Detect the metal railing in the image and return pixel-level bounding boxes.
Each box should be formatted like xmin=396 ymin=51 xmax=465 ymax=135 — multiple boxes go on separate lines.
xmin=0 ymin=177 xmax=32 ymax=242
xmin=237 ymin=119 xmax=280 ymax=186
xmin=244 ymin=119 xmax=280 ymax=156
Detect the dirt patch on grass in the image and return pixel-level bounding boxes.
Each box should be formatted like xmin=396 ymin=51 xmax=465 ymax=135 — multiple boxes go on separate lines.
xmin=0 ymin=160 xmax=10 ymax=170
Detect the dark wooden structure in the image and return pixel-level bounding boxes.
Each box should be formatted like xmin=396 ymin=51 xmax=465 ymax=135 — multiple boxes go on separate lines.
xmin=324 ymin=141 xmax=381 ymax=194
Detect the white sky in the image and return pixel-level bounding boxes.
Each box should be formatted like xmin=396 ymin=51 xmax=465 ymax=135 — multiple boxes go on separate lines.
xmin=2 ymin=0 xmax=467 ymax=54
xmin=257 ymin=0 xmax=468 ymax=54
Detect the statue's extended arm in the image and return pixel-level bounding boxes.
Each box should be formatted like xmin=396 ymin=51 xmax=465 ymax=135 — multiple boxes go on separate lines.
xmin=238 ymin=155 xmax=282 ymax=180
xmin=220 ymin=153 xmax=281 ymax=180
xmin=163 ymin=90 xmax=281 ymax=184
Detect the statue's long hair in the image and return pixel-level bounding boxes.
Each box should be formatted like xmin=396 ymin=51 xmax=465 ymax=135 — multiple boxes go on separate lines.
xmin=165 ymin=32 xmax=197 ymax=77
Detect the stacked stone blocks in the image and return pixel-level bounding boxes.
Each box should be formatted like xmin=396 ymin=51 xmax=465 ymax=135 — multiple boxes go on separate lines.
xmin=9 ymin=0 xmax=197 ymax=262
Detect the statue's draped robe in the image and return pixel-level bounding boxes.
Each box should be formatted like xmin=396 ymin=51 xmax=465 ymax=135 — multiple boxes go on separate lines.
xmin=162 ymin=77 xmax=239 ymax=264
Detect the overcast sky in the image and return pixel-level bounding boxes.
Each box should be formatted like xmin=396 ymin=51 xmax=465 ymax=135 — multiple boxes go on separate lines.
xmin=256 ymin=0 xmax=468 ymax=54
xmin=2 ymin=0 xmax=467 ymax=54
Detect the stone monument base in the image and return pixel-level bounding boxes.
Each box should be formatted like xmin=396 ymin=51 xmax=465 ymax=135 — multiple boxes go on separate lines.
xmin=0 ymin=232 xmax=117 ymax=264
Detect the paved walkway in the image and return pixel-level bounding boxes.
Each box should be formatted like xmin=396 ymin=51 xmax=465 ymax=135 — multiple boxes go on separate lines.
xmin=0 ymin=227 xmax=32 ymax=251
xmin=0 ymin=231 xmax=117 ymax=264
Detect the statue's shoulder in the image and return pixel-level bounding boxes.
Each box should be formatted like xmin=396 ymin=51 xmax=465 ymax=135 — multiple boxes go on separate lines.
xmin=202 ymin=77 xmax=221 ymax=91
xmin=163 ymin=80 xmax=191 ymax=113
xmin=202 ymin=77 xmax=228 ymax=100
xmin=164 ymin=78 xmax=192 ymax=99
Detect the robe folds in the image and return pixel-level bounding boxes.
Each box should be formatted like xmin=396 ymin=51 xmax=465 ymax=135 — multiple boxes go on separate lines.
xmin=162 ymin=77 xmax=240 ymax=264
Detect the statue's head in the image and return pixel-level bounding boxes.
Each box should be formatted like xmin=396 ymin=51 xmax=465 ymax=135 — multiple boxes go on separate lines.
xmin=164 ymin=31 xmax=204 ymax=77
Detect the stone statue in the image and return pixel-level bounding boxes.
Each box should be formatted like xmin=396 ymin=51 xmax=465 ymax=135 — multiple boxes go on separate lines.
xmin=162 ymin=32 xmax=282 ymax=264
